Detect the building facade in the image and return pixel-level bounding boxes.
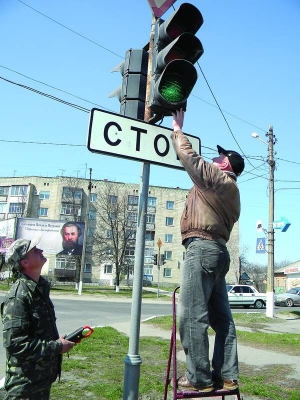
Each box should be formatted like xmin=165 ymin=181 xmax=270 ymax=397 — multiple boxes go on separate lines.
xmin=0 ymin=176 xmax=240 ymax=286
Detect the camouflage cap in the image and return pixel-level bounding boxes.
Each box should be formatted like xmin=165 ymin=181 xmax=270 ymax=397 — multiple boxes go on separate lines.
xmin=5 ymin=237 xmax=41 ymax=269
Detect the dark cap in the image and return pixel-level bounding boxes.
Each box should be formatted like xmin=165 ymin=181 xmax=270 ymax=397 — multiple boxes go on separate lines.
xmin=217 ymin=145 xmax=245 ymax=176
xmin=5 ymin=237 xmax=40 ymax=270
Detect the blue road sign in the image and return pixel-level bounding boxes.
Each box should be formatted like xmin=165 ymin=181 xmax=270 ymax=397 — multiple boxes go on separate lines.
xmin=273 ymin=217 xmax=291 ymax=232
xmin=256 ymin=237 xmax=266 ymax=253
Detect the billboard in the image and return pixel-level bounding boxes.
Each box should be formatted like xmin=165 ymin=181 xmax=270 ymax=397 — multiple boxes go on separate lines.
xmin=15 ymin=218 xmax=85 ymax=256
xmin=0 ymin=218 xmax=16 ymax=253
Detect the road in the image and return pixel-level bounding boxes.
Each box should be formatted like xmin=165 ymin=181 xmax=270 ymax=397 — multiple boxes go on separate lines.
xmin=0 ymin=292 xmax=299 ymax=380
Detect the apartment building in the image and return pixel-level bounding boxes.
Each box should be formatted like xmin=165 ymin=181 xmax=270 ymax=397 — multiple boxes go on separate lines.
xmin=0 ymin=176 xmax=239 ymax=285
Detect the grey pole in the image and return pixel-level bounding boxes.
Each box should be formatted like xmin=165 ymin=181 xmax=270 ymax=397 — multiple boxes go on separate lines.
xmin=123 ymin=13 xmax=155 ymax=400
xmin=266 ymin=126 xmax=275 ymax=317
xmin=78 ymin=168 xmax=92 ymax=295
xmin=123 ymin=162 xmax=150 ymax=400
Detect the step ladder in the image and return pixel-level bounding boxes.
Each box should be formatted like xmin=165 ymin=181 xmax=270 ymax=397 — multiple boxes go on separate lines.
xmin=163 ymin=286 xmax=243 ymax=400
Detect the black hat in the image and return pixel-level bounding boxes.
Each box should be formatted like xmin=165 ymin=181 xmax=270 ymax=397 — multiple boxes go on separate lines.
xmin=217 ymin=145 xmax=245 ymax=176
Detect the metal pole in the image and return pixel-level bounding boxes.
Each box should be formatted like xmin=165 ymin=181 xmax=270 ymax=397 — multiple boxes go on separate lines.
xmin=123 ymin=163 xmax=150 ymax=400
xmin=123 ymin=14 xmax=155 ymax=400
xmin=157 ymin=238 xmax=162 ymax=298
xmin=266 ymin=126 xmax=275 ymax=317
xmin=78 ymin=168 xmax=92 ymax=295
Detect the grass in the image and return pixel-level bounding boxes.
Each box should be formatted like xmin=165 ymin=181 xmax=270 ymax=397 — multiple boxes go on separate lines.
xmin=47 ymin=312 xmax=299 ymax=400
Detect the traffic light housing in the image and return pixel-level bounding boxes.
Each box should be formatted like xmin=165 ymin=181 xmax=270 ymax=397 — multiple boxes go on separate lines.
xmin=149 ymin=3 xmax=204 ymax=117
xmin=160 ymin=254 xmax=166 ymax=265
xmin=109 ymin=49 xmax=149 ymax=120
xmin=153 ymin=254 xmax=158 ymax=265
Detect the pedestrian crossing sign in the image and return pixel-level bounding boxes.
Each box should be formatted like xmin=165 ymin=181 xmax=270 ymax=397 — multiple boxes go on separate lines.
xmin=256 ymin=237 xmax=266 ymax=253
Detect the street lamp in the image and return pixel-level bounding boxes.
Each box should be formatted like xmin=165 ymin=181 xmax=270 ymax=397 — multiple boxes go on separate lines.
xmin=252 ymin=126 xmax=276 ymax=318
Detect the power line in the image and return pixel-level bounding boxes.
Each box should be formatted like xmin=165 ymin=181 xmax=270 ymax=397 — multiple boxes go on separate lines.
xmin=17 ymin=0 xmax=123 ymax=59
xmin=0 ymin=65 xmax=110 ymax=111
xmin=0 ymin=76 xmax=90 ymax=112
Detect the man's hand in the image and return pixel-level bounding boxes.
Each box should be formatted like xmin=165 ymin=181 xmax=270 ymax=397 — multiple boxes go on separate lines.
xmin=59 ymin=336 xmax=76 ymax=354
xmin=172 ymin=108 xmax=184 ymax=131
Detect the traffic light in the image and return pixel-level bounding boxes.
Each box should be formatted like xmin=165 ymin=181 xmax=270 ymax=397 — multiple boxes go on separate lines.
xmin=160 ymin=254 xmax=166 ymax=265
xmin=149 ymin=3 xmax=204 ymax=117
xmin=153 ymin=254 xmax=158 ymax=265
xmin=109 ymin=49 xmax=149 ymax=120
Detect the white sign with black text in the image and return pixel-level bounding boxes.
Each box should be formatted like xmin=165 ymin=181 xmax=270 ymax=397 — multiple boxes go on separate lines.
xmin=87 ymin=108 xmax=201 ymax=170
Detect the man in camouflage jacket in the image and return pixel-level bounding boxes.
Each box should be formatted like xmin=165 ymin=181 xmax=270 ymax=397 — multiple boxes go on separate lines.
xmin=1 ymin=238 xmax=75 ymax=400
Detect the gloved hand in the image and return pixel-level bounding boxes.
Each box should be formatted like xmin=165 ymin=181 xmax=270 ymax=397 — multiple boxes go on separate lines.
xmin=172 ymin=108 xmax=184 ymax=131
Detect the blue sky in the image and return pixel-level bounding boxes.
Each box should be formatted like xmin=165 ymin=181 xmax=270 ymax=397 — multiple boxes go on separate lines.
xmin=0 ymin=0 xmax=299 ymax=265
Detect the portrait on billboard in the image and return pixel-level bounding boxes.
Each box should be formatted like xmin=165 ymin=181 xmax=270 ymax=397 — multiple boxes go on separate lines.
xmin=15 ymin=218 xmax=85 ymax=255
xmin=57 ymin=221 xmax=83 ymax=256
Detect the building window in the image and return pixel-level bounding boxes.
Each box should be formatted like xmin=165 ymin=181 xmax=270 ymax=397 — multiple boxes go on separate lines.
xmin=0 ymin=187 xmax=9 ymax=196
xmin=61 ymin=204 xmax=81 ymax=216
xmin=165 ymin=234 xmax=173 ymax=243
xmin=147 ymin=214 xmax=156 ymax=224
xmin=39 ymin=191 xmax=50 ymax=200
xmin=145 ymin=231 xmax=154 ymax=241
xmin=11 ymin=186 xmax=27 ymax=196
xmin=144 ymin=266 xmax=153 ymax=275
xmin=106 ymin=230 xmax=113 ymax=238
xmin=89 ymin=210 xmax=96 ymax=219
xmin=166 ymin=217 xmax=174 ymax=226
xmin=0 ymin=203 xmax=7 ymax=213
xmin=87 ymin=227 xmax=95 ymax=236
xmin=84 ymin=264 xmax=92 ymax=273
xmin=109 ymin=195 xmax=118 ymax=204
xmin=164 ymin=250 xmax=172 ymax=260
xmin=39 ymin=207 xmax=48 ymax=217
xmin=104 ymin=264 xmax=113 ymax=274
xmin=9 ymin=203 xmax=25 ymax=213
xmin=166 ymin=201 xmax=174 ymax=210
xmin=128 ymin=212 xmax=137 ymax=222
xmin=148 ymin=197 xmax=157 ymax=207
xmin=90 ymin=193 xmax=97 ymax=202
xmin=63 ymin=187 xmax=82 ymax=199
xmin=163 ymin=268 xmax=172 ymax=278
xmin=55 ymin=258 xmax=76 ymax=270
xmin=125 ymin=247 xmax=135 ymax=256
xmin=128 ymin=195 xmax=139 ymax=205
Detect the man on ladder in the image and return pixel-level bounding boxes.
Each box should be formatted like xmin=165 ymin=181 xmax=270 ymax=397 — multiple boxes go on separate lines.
xmin=170 ymin=109 xmax=245 ymax=393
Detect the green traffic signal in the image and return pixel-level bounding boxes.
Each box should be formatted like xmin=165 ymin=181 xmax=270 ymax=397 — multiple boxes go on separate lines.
xmin=159 ymin=74 xmax=186 ymax=102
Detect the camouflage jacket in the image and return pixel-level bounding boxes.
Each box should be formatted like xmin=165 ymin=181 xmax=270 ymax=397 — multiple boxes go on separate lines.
xmin=0 ymin=273 xmax=63 ymax=396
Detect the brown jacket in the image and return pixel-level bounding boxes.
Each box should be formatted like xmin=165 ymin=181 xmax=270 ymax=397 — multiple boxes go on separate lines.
xmin=171 ymin=130 xmax=240 ymax=243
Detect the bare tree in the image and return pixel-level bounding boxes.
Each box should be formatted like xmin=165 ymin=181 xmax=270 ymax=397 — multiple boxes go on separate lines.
xmin=92 ymin=182 xmax=136 ymax=292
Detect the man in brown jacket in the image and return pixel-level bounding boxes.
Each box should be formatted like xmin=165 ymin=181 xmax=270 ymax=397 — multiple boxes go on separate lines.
xmin=171 ymin=109 xmax=244 ymax=393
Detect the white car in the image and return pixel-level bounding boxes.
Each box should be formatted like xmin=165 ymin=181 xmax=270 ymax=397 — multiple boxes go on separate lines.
xmin=226 ymin=284 xmax=266 ymax=309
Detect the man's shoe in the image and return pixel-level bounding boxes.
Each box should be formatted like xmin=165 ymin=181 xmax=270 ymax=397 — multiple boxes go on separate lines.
xmin=171 ymin=376 xmax=214 ymax=393
xmin=223 ymin=379 xmax=238 ymax=390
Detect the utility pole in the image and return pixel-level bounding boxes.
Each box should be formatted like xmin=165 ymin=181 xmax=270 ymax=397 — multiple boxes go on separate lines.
xmin=78 ymin=168 xmax=92 ymax=295
xmin=157 ymin=237 xmax=162 ymax=298
xmin=266 ymin=126 xmax=275 ymax=318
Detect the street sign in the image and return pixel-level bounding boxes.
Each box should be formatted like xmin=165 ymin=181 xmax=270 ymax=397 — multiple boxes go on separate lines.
xmin=146 ymin=0 xmax=177 ymax=18
xmin=87 ymin=108 xmax=201 ymax=170
xmin=273 ymin=217 xmax=291 ymax=232
xmin=256 ymin=237 xmax=266 ymax=253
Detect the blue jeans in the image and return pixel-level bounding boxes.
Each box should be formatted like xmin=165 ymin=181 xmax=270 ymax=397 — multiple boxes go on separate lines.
xmin=178 ymin=239 xmax=238 ymax=388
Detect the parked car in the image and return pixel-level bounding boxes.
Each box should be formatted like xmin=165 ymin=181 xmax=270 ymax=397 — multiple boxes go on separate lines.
xmin=274 ymin=287 xmax=300 ymax=307
xmin=226 ymin=284 xmax=266 ymax=309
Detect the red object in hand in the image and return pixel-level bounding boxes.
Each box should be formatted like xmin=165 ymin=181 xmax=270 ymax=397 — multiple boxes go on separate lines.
xmin=65 ymin=325 xmax=94 ymax=343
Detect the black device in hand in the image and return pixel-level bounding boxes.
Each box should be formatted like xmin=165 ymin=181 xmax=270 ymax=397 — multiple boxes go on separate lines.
xmin=65 ymin=325 xmax=94 ymax=343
